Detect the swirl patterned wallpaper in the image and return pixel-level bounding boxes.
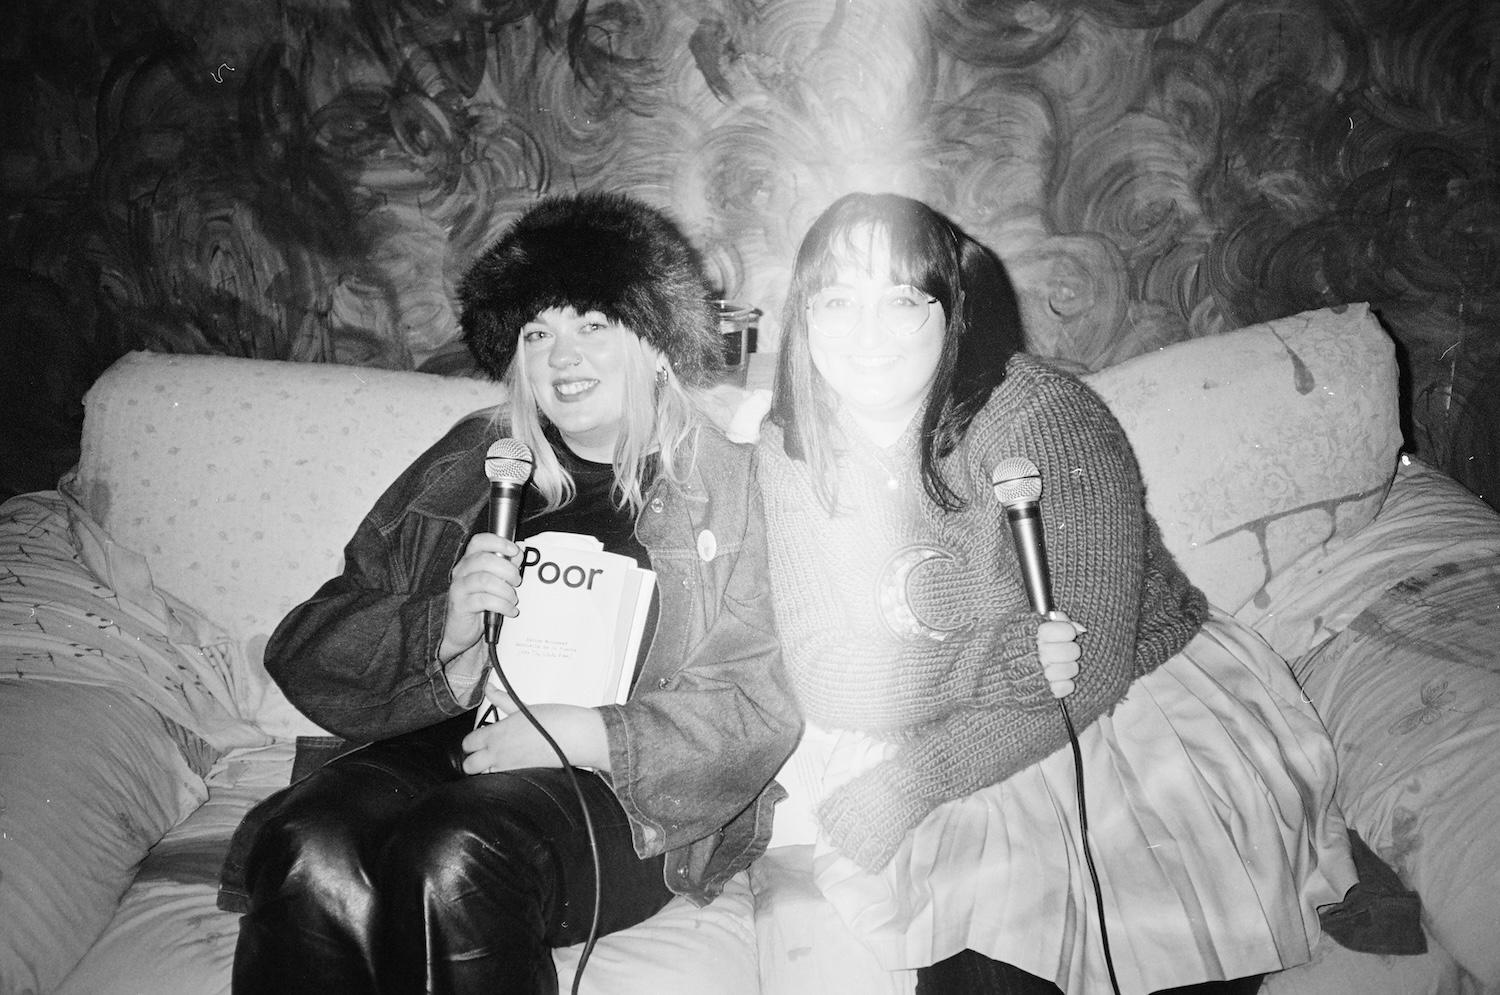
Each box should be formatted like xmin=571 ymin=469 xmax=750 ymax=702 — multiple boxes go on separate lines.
xmin=2 ymin=0 xmax=1496 ymax=506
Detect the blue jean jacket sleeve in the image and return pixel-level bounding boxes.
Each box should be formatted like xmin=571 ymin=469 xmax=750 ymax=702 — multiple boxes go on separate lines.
xmin=263 ymin=415 xmax=493 ymax=741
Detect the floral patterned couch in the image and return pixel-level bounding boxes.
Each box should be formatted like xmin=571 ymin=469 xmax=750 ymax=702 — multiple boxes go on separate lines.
xmin=3 ymin=303 xmax=1498 ymax=994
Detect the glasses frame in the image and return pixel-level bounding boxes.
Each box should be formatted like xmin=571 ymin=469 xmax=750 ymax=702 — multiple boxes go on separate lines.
xmin=805 ymin=284 xmax=940 ymax=338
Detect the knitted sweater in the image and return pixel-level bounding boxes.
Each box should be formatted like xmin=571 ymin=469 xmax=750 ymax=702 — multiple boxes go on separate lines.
xmin=758 ymin=354 xmax=1208 ymax=871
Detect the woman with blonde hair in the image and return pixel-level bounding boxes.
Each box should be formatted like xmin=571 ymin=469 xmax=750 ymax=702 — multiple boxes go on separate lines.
xmin=229 ymin=191 xmax=799 ymax=994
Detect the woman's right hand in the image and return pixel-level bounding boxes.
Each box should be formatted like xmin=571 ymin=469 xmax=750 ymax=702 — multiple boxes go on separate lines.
xmin=1038 ymin=610 xmax=1084 ymax=698
xmin=439 ymin=533 xmax=524 ymax=662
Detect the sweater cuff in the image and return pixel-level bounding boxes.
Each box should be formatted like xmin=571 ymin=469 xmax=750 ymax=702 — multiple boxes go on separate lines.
xmin=817 ymin=763 xmax=931 ymax=872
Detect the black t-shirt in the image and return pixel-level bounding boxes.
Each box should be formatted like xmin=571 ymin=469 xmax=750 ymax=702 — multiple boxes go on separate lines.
xmin=518 ymin=431 xmax=651 ymax=566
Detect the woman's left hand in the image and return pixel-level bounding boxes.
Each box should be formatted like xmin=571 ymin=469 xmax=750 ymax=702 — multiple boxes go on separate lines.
xmin=1038 ymin=610 xmax=1084 ymax=698
xmin=460 ymin=704 xmax=611 ymax=774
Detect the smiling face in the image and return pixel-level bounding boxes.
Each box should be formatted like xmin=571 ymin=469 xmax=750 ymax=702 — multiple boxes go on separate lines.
xmin=808 ymin=229 xmax=947 ymax=445
xmin=519 ymin=306 xmax=637 ymax=461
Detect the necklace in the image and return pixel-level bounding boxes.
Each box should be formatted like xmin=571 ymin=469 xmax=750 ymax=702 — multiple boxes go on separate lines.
xmin=840 ymin=417 xmax=918 ymax=494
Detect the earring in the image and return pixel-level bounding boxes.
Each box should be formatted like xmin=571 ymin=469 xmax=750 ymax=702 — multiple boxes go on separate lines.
xmin=655 ymin=365 xmax=669 ymax=389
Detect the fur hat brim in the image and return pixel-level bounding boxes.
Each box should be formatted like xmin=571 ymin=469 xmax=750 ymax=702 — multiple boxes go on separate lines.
xmin=458 ymin=191 xmax=723 ymax=387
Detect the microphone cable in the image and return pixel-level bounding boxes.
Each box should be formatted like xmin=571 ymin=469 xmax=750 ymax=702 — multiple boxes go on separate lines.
xmin=477 ymin=438 xmax=601 ymax=993
xmin=1054 ymin=692 xmax=1122 ymax=995
xmin=485 ymin=641 xmax=602 ymax=995
xmin=994 ymin=457 xmax=1122 ymax=994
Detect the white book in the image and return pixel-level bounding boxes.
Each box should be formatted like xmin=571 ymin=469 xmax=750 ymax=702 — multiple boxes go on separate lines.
xmin=475 ymin=532 xmax=655 ymax=726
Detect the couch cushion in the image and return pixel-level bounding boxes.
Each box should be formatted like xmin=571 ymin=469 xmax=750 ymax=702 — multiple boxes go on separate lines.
xmin=54 ymin=744 xmax=762 ymax=995
xmin=752 ymin=845 xmax=917 ymax=995
xmin=1260 ymin=930 xmax=1464 ymax=995
xmin=72 ymin=352 xmax=505 ymax=738
xmin=0 ymin=680 xmax=205 ymax=995
xmin=1085 ymin=303 xmax=1401 ymax=614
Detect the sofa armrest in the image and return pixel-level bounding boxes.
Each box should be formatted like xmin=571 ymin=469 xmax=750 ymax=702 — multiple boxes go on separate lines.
xmin=1237 ymin=457 xmax=1500 ymax=662
xmin=1293 ymin=555 xmax=1500 ymax=986
xmin=1252 ymin=458 xmax=1500 ymax=984
xmin=0 ymin=679 xmax=205 ymax=994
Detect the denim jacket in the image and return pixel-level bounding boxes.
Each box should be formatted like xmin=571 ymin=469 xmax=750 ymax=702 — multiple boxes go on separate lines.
xmin=263 ymin=410 xmax=800 ymax=904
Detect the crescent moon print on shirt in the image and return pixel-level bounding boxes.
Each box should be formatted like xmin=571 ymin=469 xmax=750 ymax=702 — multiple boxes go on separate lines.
xmin=875 ymin=545 xmax=974 ymax=643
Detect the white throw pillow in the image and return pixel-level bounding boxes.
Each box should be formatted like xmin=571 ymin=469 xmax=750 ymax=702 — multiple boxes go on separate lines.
xmin=1085 ymin=303 xmax=1401 ymax=614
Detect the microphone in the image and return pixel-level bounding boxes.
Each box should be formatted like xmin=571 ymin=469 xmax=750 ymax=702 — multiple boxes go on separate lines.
xmin=483 ymin=438 xmax=534 ymax=645
xmin=992 ymin=456 xmax=1053 ymax=615
xmin=993 ymin=457 xmax=1120 ymax=994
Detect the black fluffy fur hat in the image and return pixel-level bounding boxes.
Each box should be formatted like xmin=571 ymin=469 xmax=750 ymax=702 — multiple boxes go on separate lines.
xmin=458 ymin=191 xmax=723 ymax=387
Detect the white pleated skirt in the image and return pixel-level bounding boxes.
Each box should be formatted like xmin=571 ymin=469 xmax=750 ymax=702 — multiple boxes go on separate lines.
xmin=769 ymin=610 xmax=1357 ymax=995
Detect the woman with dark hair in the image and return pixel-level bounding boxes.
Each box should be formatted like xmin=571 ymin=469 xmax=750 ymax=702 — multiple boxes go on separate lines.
xmin=229 ymin=191 xmax=799 ymax=994
xmin=759 ymin=192 xmax=1355 ymax=994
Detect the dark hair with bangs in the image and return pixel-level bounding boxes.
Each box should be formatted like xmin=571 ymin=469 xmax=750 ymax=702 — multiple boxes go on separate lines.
xmin=770 ymin=192 xmax=1026 ymax=512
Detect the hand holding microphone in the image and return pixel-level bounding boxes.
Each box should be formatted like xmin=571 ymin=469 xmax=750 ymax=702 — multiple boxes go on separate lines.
xmin=439 ymin=440 xmax=534 ymax=664
xmin=482 ymin=439 xmax=534 ymax=645
xmin=992 ymin=456 xmax=1083 ymax=699
xmin=1036 ymin=616 xmax=1083 ymax=699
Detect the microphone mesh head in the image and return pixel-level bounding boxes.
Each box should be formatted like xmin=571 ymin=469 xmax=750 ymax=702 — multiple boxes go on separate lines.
xmin=485 ymin=438 xmax=535 ymax=484
xmin=991 ymin=456 xmax=1042 ymax=506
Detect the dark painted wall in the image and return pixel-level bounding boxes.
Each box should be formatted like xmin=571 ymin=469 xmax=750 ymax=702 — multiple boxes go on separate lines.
xmin=2 ymin=0 xmax=1496 ymax=506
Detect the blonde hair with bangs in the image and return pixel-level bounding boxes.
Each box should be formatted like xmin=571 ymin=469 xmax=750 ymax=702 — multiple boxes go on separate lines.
xmin=497 ymin=326 xmax=701 ymax=516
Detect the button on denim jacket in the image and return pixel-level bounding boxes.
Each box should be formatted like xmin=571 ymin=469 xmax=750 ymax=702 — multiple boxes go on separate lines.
xmin=260 ymin=411 xmax=799 ymax=905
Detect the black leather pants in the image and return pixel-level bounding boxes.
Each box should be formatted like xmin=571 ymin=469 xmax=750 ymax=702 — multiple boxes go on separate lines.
xmin=916 ymin=949 xmax=1264 ymax=995
xmin=232 ymin=712 xmax=673 ymax=995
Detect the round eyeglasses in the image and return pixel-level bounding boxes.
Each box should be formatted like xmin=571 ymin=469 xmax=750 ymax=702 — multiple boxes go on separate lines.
xmin=805 ymin=284 xmax=939 ymax=338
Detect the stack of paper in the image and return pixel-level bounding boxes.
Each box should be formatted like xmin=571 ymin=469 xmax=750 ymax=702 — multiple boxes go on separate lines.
xmin=476 ymin=531 xmax=655 ymax=725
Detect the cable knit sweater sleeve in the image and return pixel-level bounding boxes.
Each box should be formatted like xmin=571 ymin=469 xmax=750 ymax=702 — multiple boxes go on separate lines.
xmin=767 ymin=356 xmax=1207 ymax=871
